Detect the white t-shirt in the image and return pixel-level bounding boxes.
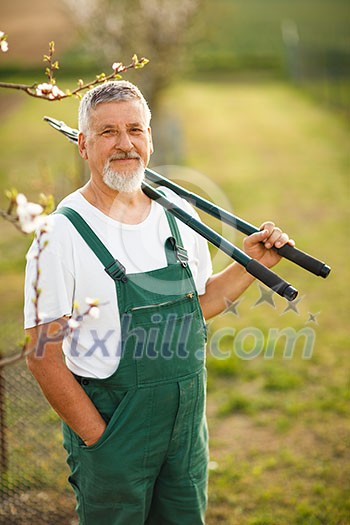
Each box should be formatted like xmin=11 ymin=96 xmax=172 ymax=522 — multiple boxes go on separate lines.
xmin=24 ymin=188 xmax=212 ymax=378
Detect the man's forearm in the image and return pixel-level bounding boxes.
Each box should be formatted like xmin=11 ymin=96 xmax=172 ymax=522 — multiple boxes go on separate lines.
xmin=26 ymin=324 xmax=106 ymax=446
xmin=199 ymin=222 xmax=294 ymax=320
xmin=199 ymin=262 xmax=255 ymax=320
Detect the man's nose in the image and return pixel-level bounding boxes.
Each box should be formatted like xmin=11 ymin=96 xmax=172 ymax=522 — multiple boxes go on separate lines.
xmin=115 ymin=131 xmax=133 ymax=151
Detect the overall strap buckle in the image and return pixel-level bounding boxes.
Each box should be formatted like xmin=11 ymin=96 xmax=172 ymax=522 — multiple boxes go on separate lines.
xmin=175 ymin=245 xmax=189 ymax=267
xmin=105 ymin=259 xmax=128 ymax=282
xmin=167 ymin=237 xmax=188 ymax=267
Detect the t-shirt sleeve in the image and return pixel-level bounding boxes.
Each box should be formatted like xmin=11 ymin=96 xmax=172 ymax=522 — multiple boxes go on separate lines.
xmin=24 ymin=219 xmax=75 ymax=328
xmin=193 ymin=228 xmax=213 ymax=295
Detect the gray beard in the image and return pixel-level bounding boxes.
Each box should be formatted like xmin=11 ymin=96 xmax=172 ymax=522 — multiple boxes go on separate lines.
xmin=102 ymin=162 xmax=145 ymax=193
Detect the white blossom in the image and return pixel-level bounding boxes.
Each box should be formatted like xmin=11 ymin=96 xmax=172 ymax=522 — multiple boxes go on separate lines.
xmin=18 ymin=202 xmax=43 ymax=218
xmin=15 ymin=196 xmax=53 ymax=234
xmin=20 ymin=215 xmax=50 ymax=234
xmin=38 ymin=311 xmax=48 ymax=322
xmin=0 ymin=31 xmax=8 ymax=54
xmin=112 ymin=62 xmax=123 ymax=73
xmin=68 ymin=318 xmax=81 ymax=330
xmin=17 ymin=200 xmax=43 ymax=231
xmin=89 ymin=306 xmax=100 ymax=319
xmin=36 ymin=214 xmax=53 ymax=234
xmin=36 ymin=82 xmax=52 ymax=96
xmin=36 ymin=82 xmax=65 ymax=99
xmin=16 ymin=193 xmax=28 ymax=206
xmin=85 ymin=297 xmax=100 ymax=307
xmin=0 ymin=40 xmax=8 ymax=53
xmin=50 ymin=85 xmax=65 ymax=99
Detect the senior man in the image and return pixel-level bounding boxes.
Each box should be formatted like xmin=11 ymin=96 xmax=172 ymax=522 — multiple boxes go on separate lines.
xmin=25 ymin=80 xmax=293 ymax=525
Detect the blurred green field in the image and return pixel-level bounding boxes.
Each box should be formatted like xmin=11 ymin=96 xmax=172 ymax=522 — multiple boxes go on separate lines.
xmin=0 ymin=75 xmax=349 ymax=523
xmin=193 ymin=0 xmax=349 ymax=67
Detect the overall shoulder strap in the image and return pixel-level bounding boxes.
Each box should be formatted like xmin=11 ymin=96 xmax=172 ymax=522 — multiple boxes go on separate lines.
xmin=56 ymin=207 xmax=127 ymax=282
xmin=157 ymin=191 xmax=189 ymax=268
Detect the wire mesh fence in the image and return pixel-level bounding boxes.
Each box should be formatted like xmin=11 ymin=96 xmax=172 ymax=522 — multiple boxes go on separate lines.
xmin=282 ymin=21 xmax=350 ymax=117
xmin=0 ymin=359 xmax=77 ymax=525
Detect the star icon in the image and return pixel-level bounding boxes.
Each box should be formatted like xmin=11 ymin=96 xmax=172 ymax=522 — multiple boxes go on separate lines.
xmin=205 ymin=319 xmax=215 ymax=336
xmin=221 ymin=297 xmax=244 ymax=317
xmin=281 ymin=295 xmax=305 ymax=316
xmin=306 ymin=311 xmax=321 ymax=325
xmin=253 ymin=284 xmax=276 ymax=308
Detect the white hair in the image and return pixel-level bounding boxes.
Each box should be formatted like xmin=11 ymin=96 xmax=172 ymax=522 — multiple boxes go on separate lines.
xmin=78 ymin=80 xmax=152 ymax=134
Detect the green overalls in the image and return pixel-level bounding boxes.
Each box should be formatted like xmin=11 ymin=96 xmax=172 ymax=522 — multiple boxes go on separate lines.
xmin=58 ymin=206 xmax=208 ymax=525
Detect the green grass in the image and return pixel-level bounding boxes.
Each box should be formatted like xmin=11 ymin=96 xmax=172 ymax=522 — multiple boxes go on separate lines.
xmin=0 ymin=78 xmax=349 ymax=523
xmin=159 ymin=80 xmax=350 ymax=524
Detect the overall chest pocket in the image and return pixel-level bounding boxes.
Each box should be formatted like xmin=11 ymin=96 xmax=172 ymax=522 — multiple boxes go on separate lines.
xmin=118 ymin=294 xmax=206 ymax=385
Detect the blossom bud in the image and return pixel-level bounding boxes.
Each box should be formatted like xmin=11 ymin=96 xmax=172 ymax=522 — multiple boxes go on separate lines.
xmin=89 ymin=307 xmax=100 ymax=319
xmin=0 ymin=40 xmax=8 ymax=53
xmin=68 ymin=318 xmax=80 ymax=330
xmin=16 ymin=193 xmax=28 ymax=206
xmin=112 ymin=62 xmax=123 ymax=73
xmin=85 ymin=297 xmax=100 ymax=307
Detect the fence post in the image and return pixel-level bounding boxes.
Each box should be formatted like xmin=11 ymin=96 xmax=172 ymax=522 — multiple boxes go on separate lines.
xmin=281 ymin=19 xmax=301 ymax=83
xmin=0 ymin=353 xmax=8 ymax=478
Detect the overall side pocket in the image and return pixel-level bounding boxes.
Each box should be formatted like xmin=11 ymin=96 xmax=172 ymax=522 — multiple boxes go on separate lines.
xmin=78 ymin=388 xmax=135 ymax=452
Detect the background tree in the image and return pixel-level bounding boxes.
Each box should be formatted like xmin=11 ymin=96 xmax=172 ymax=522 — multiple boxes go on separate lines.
xmin=63 ymin=0 xmax=201 ymax=110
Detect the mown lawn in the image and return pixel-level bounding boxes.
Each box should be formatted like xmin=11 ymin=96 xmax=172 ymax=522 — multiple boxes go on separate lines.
xmin=162 ymin=80 xmax=349 ymax=525
xmin=0 ymin=78 xmax=349 ymax=524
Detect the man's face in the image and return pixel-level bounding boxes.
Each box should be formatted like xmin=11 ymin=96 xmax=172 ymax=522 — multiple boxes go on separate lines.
xmin=78 ymin=99 xmax=153 ymax=191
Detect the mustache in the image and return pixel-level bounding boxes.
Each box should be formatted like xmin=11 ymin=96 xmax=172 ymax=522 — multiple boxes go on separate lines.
xmin=108 ymin=152 xmax=141 ymax=161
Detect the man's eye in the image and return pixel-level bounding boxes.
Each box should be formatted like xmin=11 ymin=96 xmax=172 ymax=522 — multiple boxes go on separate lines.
xmin=130 ymin=128 xmax=143 ymax=133
xmin=102 ymin=130 xmax=115 ymax=136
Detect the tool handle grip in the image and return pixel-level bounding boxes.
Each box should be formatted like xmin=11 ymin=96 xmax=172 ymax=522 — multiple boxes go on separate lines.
xmin=246 ymin=259 xmax=298 ymax=301
xmin=276 ymin=244 xmax=330 ymax=278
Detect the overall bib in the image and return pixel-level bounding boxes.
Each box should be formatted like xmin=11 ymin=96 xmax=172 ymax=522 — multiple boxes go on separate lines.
xmin=57 ymin=206 xmax=208 ymax=525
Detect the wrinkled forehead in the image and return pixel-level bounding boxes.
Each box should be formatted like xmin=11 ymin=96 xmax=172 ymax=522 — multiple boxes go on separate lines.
xmin=87 ymin=99 xmax=149 ymax=128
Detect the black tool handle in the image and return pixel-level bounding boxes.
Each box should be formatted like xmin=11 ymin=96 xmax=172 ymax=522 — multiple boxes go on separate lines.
xmin=245 ymin=260 xmax=298 ymax=301
xmin=144 ymin=168 xmax=331 ymax=279
xmin=142 ymin=183 xmax=298 ymax=301
xmin=275 ymin=243 xmax=330 ymax=278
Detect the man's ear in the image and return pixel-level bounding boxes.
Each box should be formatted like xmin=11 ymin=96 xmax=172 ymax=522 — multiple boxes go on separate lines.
xmin=78 ymin=132 xmax=88 ymax=160
xmin=148 ymin=128 xmax=154 ymax=155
